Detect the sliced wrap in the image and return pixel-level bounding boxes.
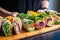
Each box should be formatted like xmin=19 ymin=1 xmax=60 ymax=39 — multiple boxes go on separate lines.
xmin=36 ymin=20 xmax=45 ymax=29
xmin=22 ymin=19 xmax=35 ymax=32
xmin=43 ymin=17 xmax=54 ymax=27
xmin=1 ymin=19 xmax=12 ymax=36
xmin=12 ymin=17 xmax=22 ymax=34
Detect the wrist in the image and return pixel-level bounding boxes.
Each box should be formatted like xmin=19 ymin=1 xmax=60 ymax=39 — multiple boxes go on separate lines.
xmin=11 ymin=12 xmax=19 ymax=17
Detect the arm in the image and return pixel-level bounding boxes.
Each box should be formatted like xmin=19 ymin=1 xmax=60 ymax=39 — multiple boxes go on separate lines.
xmin=0 ymin=7 xmax=12 ymax=17
xmin=0 ymin=7 xmax=18 ymax=17
xmin=38 ymin=0 xmax=49 ymax=12
xmin=41 ymin=0 xmax=49 ymax=9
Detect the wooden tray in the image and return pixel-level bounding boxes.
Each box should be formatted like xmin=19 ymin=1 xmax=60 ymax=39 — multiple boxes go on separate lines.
xmin=0 ymin=25 xmax=60 ymax=40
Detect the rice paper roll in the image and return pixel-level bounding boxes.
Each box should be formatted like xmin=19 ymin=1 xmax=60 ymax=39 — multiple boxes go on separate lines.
xmin=51 ymin=14 xmax=60 ymax=21
xmin=12 ymin=17 xmax=22 ymax=34
xmin=22 ymin=19 xmax=35 ymax=32
xmin=1 ymin=19 xmax=12 ymax=36
xmin=47 ymin=10 xmax=59 ymax=21
xmin=48 ymin=10 xmax=57 ymax=15
xmin=43 ymin=17 xmax=54 ymax=27
xmin=54 ymin=20 xmax=60 ymax=25
xmin=36 ymin=20 xmax=45 ymax=29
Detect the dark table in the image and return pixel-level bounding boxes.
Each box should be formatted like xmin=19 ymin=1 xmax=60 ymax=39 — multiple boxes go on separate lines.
xmin=21 ymin=29 xmax=60 ymax=40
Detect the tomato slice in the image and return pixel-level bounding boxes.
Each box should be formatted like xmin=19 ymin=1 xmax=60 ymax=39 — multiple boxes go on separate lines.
xmin=30 ymin=23 xmax=35 ymax=27
xmin=6 ymin=16 xmax=13 ymax=22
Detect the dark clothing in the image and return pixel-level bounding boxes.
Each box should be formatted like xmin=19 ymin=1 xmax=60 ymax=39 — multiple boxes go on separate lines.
xmin=0 ymin=0 xmax=42 ymax=13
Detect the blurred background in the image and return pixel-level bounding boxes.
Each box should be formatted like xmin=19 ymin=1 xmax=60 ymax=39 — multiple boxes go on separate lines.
xmin=49 ymin=0 xmax=60 ymax=12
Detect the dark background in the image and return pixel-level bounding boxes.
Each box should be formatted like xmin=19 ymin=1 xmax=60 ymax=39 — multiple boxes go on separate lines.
xmin=0 ymin=0 xmax=60 ymax=12
xmin=49 ymin=0 xmax=60 ymax=12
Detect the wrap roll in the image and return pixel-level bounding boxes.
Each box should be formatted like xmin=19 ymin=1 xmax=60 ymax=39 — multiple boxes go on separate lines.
xmin=43 ymin=17 xmax=54 ymax=27
xmin=51 ymin=14 xmax=60 ymax=21
xmin=22 ymin=19 xmax=35 ymax=32
xmin=6 ymin=16 xmax=13 ymax=22
xmin=12 ymin=17 xmax=22 ymax=34
xmin=54 ymin=20 xmax=60 ymax=25
xmin=36 ymin=20 xmax=45 ymax=29
xmin=45 ymin=10 xmax=59 ymax=21
xmin=1 ymin=19 xmax=12 ymax=36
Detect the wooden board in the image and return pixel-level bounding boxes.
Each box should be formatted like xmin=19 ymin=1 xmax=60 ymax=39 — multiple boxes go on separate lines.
xmin=0 ymin=25 xmax=60 ymax=40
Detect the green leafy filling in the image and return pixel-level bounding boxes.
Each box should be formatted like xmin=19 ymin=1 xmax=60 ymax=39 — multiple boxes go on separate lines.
xmin=2 ymin=22 xmax=12 ymax=36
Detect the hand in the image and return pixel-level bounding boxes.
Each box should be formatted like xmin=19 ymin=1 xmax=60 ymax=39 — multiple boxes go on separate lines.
xmin=0 ymin=16 xmax=3 ymax=18
xmin=11 ymin=12 xmax=19 ymax=17
xmin=37 ymin=9 xmax=48 ymax=12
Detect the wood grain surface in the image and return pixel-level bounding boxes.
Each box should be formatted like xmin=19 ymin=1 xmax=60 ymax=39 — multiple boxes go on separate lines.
xmin=0 ymin=25 xmax=60 ymax=40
